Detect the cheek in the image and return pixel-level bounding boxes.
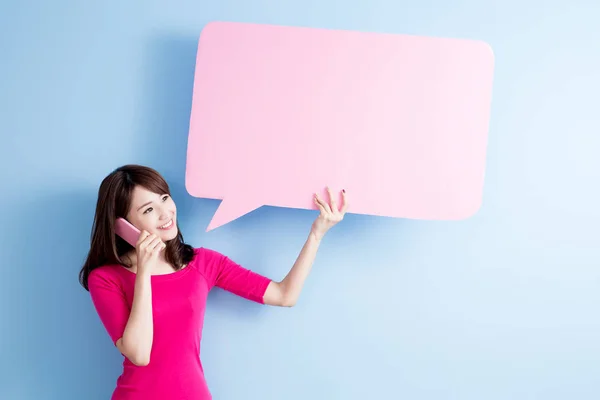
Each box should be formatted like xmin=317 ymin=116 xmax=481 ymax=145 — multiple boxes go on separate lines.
xmin=168 ymin=199 xmax=177 ymax=213
xmin=142 ymin=222 xmax=159 ymax=232
xmin=131 ymin=215 xmax=157 ymax=232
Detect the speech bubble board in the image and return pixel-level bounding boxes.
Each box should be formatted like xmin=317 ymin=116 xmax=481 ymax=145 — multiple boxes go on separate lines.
xmin=185 ymin=21 xmax=495 ymax=231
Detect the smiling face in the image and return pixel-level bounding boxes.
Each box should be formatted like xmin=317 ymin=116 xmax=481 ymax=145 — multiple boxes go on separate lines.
xmin=125 ymin=185 xmax=178 ymax=242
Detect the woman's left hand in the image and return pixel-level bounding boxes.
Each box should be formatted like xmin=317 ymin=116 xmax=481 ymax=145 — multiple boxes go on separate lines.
xmin=310 ymin=187 xmax=348 ymax=241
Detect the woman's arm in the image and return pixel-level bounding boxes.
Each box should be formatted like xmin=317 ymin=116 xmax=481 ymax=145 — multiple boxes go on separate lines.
xmin=88 ymin=268 xmax=155 ymax=367
xmin=116 ymin=272 xmax=154 ymax=366
xmin=116 ymin=232 xmax=164 ymax=366
xmin=263 ymin=188 xmax=347 ymax=307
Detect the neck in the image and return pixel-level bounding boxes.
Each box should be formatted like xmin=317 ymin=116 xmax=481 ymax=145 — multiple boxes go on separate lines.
xmin=122 ymin=249 xmax=168 ymax=268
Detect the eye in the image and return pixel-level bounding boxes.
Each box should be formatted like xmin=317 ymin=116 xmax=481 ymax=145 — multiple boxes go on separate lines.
xmin=162 ymin=195 xmax=169 ymax=202
xmin=143 ymin=207 xmax=153 ymax=214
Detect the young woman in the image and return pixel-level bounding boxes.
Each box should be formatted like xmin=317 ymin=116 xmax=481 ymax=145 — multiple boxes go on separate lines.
xmin=79 ymin=164 xmax=347 ymax=400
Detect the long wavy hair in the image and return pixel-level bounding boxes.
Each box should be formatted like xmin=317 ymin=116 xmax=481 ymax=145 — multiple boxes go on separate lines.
xmin=79 ymin=164 xmax=195 ymax=290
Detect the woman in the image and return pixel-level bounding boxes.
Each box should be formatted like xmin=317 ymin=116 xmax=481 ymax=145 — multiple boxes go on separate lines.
xmin=79 ymin=164 xmax=347 ymax=400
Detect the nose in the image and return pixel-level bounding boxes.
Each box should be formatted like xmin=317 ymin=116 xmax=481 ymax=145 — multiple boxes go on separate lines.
xmin=157 ymin=205 xmax=170 ymax=220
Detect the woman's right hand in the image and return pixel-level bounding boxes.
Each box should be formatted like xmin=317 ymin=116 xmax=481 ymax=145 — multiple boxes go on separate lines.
xmin=135 ymin=231 xmax=165 ymax=276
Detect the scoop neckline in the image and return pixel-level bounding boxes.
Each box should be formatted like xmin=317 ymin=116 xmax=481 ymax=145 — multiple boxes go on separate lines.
xmin=119 ymin=262 xmax=193 ymax=281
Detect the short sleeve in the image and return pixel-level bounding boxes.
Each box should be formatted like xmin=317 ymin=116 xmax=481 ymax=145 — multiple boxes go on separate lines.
xmin=199 ymin=248 xmax=272 ymax=304
xmin=88 ymin=268 xmax=130 ymax=345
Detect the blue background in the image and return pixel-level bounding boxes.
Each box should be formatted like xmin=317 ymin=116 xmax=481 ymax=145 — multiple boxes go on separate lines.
xmin=2 ymin=1 xmax=599 ymax=399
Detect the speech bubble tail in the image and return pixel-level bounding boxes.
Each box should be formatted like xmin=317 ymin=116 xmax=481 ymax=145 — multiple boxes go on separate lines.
xmin=206 ymin=197 xmax=262 ymax=232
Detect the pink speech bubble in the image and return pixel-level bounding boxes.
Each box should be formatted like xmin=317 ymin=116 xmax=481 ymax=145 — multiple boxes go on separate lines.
xmin=185 ymin=21 xmax=494 ymax=231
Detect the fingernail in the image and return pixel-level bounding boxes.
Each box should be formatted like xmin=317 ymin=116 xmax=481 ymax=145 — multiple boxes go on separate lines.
xmin=342 ymin=189 xmax=345 ymax=193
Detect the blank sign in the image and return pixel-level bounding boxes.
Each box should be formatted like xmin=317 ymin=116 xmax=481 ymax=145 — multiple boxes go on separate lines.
xmin=185 ymin=21 xmax=495 ymax=231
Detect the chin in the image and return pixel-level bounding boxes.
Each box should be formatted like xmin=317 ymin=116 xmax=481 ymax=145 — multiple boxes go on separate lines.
xmin=164 ymin=229 xmax=179 ymax=241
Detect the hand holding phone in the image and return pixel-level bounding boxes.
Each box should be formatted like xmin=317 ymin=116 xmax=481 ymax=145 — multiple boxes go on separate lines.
xmin=115 ymin=218 xmax=166 ymax=276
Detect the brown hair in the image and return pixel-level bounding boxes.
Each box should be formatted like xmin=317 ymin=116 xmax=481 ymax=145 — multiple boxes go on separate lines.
xmin=78 ymin=164 xmax=195 ymax=290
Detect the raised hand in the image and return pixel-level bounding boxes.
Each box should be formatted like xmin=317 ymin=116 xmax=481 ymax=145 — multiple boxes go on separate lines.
xmin=311 ymin=187 xmax=348 ymax=241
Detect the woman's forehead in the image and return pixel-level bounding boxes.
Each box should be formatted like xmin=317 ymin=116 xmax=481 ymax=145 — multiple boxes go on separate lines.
xmin=131 ymin=186 xmax=161 ymax=205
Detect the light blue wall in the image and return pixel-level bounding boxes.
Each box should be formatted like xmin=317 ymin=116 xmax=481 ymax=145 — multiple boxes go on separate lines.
xmin=2 ymin=1 xmax=599 ymax=399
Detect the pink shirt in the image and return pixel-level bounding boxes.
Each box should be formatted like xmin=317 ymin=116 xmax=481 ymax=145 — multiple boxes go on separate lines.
xmin=88 ymin=247 xmax=272 ymax=400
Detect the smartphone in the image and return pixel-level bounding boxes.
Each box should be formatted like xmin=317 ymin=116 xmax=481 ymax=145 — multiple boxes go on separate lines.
xmin=115 ymin=217 xmax=141 ymax=247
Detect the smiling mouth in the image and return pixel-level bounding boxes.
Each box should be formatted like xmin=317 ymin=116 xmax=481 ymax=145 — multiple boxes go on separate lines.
xmin=158 ymin=219 xmax=174 ymax=230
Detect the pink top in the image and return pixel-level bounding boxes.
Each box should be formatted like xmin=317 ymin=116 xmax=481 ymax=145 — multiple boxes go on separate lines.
xmin=88 ymin=247 xmax=272 ymax=400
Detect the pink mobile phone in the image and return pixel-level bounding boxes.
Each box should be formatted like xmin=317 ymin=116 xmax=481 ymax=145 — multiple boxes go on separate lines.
xmin=115 ymin=217 xmax=141 ymax=247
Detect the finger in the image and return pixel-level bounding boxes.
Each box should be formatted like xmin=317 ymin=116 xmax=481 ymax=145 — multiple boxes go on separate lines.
xmin=340 ymin=189 xmax=348 ymax=214
xmin=136 ymin=230 xmax=151 ymax=246
xmin=315 ymin=192 xmax=331 ymax=214
xmin=140 ymin=233 xmax=157 ymax=249
xmin=314 ymin=195 xmax=326 ymax=214
xmin=149 ymin=236 xmax=163 ymax=251
xmin=326 ymin=186 xmax=338 ymax=212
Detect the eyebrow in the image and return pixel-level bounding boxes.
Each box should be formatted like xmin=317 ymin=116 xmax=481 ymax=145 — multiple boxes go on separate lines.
xmin=137 ymin=201 xmax=153 ymax=211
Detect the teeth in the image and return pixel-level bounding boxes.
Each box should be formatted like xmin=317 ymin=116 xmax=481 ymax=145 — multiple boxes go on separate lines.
xmin=160 ymin=220 xmax=173 ymax=229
